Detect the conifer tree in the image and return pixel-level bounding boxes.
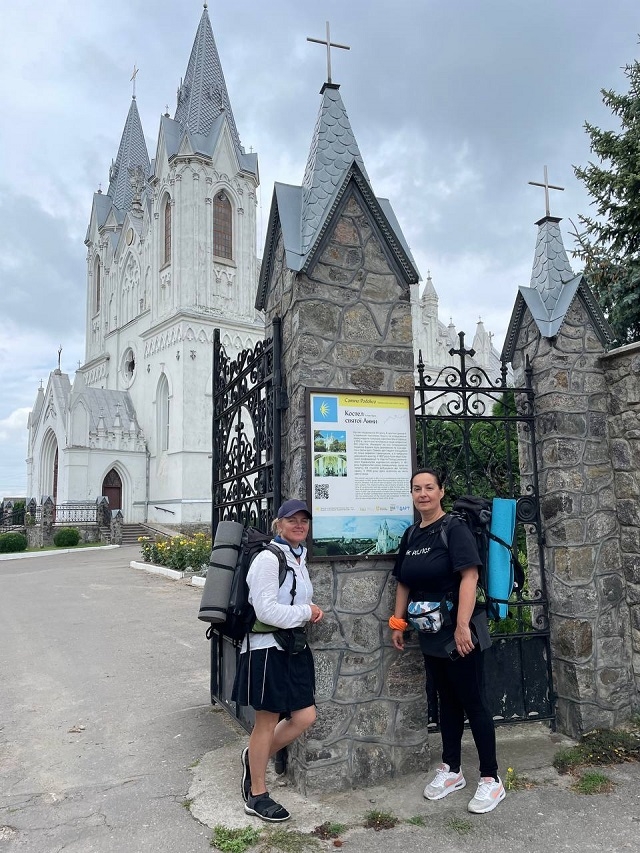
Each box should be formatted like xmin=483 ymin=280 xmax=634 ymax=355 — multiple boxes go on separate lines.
xmin=573 ymin=55 xmax=640 ymax=344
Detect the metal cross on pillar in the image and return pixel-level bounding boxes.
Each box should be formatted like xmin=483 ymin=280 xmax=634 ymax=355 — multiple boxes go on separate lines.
xmin=130 ymin=63 xmax=139 ymax=99
xmin=528 ymin=165 xmax=564 ymax=218
xmin=307 ymin=22 xmax=350 ymax=85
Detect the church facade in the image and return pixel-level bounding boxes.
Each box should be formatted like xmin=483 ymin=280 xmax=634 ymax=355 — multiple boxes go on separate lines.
xmin=25 ymin=7 xmax=500 ymax=526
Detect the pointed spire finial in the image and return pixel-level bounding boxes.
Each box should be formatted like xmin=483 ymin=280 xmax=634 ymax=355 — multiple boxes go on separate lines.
xmin=57 ymin=345 xmax=62 ymax=371
xmin=528 ymin=165 xmax=564 ymax=218
xmin=130 ymin=63 xmax=139 ymax=99
xmin=307 ymin=21 xmax=350 ymax=85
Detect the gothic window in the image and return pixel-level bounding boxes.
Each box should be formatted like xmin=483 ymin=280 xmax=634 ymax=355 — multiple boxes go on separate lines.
xmin=213 ymin=191 xmax=232 ymax=260
xmin=94 ymin=257 xmax=101 ymax=313
xmin=163 ymin=196 xmax=171 ymax=265
xmin=157 ymin=374 xmax=170 ymax=452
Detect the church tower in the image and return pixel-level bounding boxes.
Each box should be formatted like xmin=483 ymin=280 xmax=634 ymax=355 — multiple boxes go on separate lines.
xmin=28 ymin=6 xmax=264 ymax=525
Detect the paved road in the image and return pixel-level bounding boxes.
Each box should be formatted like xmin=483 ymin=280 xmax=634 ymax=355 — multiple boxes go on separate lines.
xmin=4 ymin=547 xmax=640 ymax=853
xmin=0 ymin=546 xmax=230 ymax=852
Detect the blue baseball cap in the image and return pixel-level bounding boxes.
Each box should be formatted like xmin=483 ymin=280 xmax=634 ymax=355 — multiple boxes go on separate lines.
xmin=277 ymin=499 xmax=311 ymax=519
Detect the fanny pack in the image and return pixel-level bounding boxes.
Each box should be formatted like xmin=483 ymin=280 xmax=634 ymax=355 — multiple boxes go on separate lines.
xmin=273 ymin=626 xmax=308 ymax=654
xmin=407 ymin=599 xmax=453 ymax=633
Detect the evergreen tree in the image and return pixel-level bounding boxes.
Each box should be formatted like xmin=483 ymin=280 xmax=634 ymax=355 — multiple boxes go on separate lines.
xmin=573 ymin=55 xmax=640 ymax=344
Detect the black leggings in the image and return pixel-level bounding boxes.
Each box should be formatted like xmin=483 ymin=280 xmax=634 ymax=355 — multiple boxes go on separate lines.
xmin=424 ymin=650 xmax=498 ymax=779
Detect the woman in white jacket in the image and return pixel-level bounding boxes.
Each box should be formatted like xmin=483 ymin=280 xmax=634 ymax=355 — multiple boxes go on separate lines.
xmin=232 ymin=499 xmax=323 ymax=823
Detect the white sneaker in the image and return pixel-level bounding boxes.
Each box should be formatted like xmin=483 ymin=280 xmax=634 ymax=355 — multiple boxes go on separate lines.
xmin=467 ymin=777 xmax=506 ymax=813
xmin=423 ymin=763 xmax=466 ymax=800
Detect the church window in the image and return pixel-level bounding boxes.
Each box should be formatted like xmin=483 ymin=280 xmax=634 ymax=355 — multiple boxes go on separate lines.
xmin=213 ymin=191 xmax=232 ymax=259
xmin=163 ymin=197 xmax=171 ymax=265
xmin=94 ymin=258 xmax=101 ymax=313
xmin=157 ymin=374 xmax=170 ymax=452
xmin=123 ymin=347 xmax=136 ymax=384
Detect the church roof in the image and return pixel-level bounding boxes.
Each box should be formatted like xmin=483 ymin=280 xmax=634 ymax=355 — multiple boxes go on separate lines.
xmin=502 ymin=216 xmax=615 ymax=361
xmin=106 ymin=97 xmax=151 ymax=212
xmin=174 ymin=6 xmax=242 ymax=153
xmin=256 ymin=83 xmax=419 ymax=310
xmin=75 ymin=388 xmax=140 ymax=433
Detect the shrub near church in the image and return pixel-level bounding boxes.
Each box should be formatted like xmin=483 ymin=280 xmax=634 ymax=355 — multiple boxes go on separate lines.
xmin=0 ymin=532 xmax=27 ymax=553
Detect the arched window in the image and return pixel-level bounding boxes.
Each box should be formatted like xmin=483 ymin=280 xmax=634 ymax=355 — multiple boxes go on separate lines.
xmin=163 ymin=197 xmax=171 ymax=265
xmin=94 ymin=257 xmax=101 ymax=313
xmin=213 ymin=191 xmax=232 ymax=259
xmin=157 ymin=374 xmax=170 ymax=452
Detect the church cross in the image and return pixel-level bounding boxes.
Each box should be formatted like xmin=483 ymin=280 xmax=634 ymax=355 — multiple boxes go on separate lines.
xmin=528 ymin=165 xmax=564 ymax=217
xmin=130 ymin=64 xmax=139 ymax=99
xmin=307 ymin=22 xmax=350 ymax=84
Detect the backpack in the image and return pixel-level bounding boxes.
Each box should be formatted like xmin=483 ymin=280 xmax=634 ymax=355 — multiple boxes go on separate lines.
xmin=205 ymin=527 xmax=291 ymax=642
xmin=407 ymin=496 xmax=523 ymax=621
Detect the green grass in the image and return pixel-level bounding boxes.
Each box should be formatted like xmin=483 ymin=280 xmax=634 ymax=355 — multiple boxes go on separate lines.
xmin=504 ymin=766 xmax=534 ymax=791
xmin=406 ymin=815 xmax=426 ymax=826
xmin=257 ymin=827 xmax=319 ymax=852
xmin=446 ymin=817 xmax=473 ymax=835
xmin=572 ymin=771 xmax=614 ymax=795
xmin=310 ymin=822 xmax=346 ymax=839
xmin=210 ymin=825 xmax=260 ymax=853
xmin=362 ymin=810 xmax=399 ymax=831
xmin=553 ymin=727 xmax=640 ymax=774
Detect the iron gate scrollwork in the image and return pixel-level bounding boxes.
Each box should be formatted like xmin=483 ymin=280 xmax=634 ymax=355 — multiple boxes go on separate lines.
xmin=210 ymin=319 xmax=284 ymax=729
xmin=416 ymin=332 xmax=555 ymax=726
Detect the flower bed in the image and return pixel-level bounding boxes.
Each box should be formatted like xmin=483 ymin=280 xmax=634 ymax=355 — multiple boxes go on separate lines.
xmin=138 ymin=531 xmax=210 ymax=574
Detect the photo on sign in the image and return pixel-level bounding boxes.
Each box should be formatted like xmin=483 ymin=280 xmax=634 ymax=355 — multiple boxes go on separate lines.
xmin=312 ymin=514 xmax=411 ymax=558
xmin=313 ymin=430 xmax=347 ymax=478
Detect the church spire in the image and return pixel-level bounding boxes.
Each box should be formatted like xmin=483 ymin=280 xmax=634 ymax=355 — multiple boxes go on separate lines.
xmin=174 ymin=6 xmax=241 ymax=149
xmin=300 ymin=84 xmax=369 ymax=254
xmin=107 ymin=97 xmax=150 ymax=212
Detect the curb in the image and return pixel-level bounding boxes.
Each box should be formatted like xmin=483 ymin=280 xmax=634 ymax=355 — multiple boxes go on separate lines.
xmin=129 ymin=561 xmax=207 ymax=585
xmin=0 ymin=544 xmax=120 ymax=562
xmin=130 ymin=560 xmax=185 ymax=579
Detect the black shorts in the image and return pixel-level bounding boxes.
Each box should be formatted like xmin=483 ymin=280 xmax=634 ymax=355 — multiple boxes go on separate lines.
xmin=232 ymin=645 xmax=316 ymax=714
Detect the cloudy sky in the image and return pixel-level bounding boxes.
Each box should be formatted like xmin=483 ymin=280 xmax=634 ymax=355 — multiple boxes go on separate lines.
xmin=1 ymin=0 xmax=639 ymax=498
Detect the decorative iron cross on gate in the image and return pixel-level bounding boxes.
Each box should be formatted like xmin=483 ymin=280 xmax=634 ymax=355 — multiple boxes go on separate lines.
xmin=307 ymin=22 xmax=350 ymax=84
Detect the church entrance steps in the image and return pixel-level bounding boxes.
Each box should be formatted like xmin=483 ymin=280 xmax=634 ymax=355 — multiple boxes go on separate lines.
xmin=120 ymin=523 xmax=151 ymax=546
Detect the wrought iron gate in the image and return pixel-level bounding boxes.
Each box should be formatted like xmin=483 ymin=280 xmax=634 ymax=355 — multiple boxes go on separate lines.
xmin=210 ymin=319 xmax=284 ymax=729
xmin=415 ymin=333 xmax=555 ymax=726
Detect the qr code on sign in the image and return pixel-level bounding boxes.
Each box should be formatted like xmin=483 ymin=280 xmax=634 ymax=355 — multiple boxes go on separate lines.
xmin=315 ymin=483 xmax=329 ymax=500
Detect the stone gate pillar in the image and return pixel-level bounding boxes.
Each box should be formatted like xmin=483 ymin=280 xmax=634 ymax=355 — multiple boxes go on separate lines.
xmin=503 ymin=216 xmax=637 ymax=735
xmin=257 ymin=67 xmax=429 ymax=794
xmin=262 ymin=198 xmax=425 ymax=792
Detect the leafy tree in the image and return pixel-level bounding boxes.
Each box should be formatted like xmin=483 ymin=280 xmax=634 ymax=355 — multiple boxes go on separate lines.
xmin=572 ymin=54 xmax=640 ymax=344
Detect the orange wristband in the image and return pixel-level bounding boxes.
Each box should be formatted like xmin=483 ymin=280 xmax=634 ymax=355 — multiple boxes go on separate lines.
xmin=389 ymin=616 xmax=408 ymax=631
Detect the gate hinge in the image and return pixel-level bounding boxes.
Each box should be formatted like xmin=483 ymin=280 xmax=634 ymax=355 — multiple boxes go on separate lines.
xmin=275 ymin=386 xmax=289 ymax=410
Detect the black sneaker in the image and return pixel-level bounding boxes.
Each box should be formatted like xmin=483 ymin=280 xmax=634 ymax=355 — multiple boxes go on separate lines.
xmin=244 ymin=791 xmax=290 ymax=822
xmin=241 ymin=747 xmax=251 ymax=803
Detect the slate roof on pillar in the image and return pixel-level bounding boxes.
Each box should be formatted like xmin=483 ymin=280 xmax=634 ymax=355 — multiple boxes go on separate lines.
xmin=501 ymin=216 xmax=615 ymax=361
xmin=256 ymin=83 xmax=419 ymax=310
xmin=301 ymin=84 xmax=369 ymax=255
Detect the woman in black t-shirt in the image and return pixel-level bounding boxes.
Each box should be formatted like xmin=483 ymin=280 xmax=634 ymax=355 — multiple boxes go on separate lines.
xmin=390 ymin=469 xmax=505 ymax=815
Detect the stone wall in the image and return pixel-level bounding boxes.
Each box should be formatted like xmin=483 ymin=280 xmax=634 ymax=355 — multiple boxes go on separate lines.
xmin=265 ymin=192 xmax=426 ymax=792
xmin=512 ymin=301 xmax=639 ymax=735
xmin=602 ymin=341 xmax=640 ymax=700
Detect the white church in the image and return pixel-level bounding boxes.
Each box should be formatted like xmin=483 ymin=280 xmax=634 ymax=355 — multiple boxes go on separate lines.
xmin=25 ymin=6 xmax=500 ymax=527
